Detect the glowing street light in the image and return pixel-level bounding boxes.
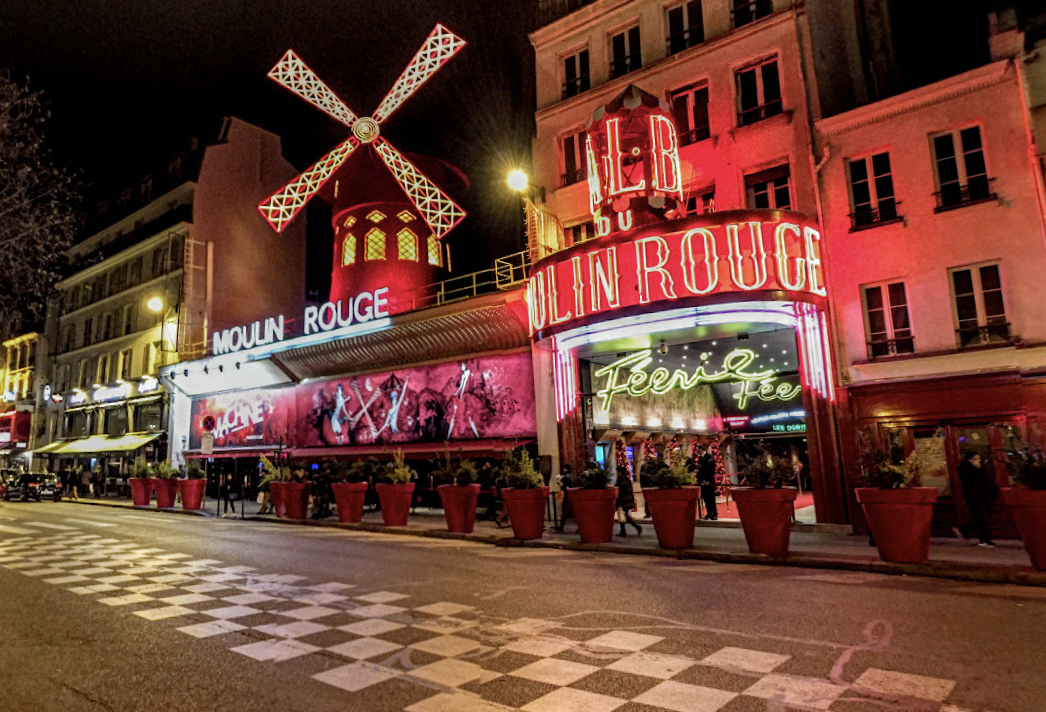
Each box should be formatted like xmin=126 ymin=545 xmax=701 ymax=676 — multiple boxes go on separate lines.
xmin=146 ymin=296 xmax=165 ymax=314
xmin=507 ymin=169 xmax=529 ymax=193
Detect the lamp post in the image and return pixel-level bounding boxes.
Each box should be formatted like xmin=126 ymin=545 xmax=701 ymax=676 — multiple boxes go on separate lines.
xmin=145 ymin=295 xmax=179 ymax=360
xmin=507 ymin=169 xmax=561 ymax=262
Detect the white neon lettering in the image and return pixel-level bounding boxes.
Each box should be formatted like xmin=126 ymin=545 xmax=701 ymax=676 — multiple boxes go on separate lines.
xmin=586 ymin=133 xmax=603 ymax=213
xmin=304 ymin=305 xmax=319 ymax=335
xmin=336 ymin=300 xmax=354 ymax=327
xmin=373 ymin=287 xmax=390 ymax=317
xmin=617 ymin=210 xmax=633 ymax=232
xmin=527 ymin=273 xmax=547 ymax=331
xmin=649 ymin=115 xmax=682 ymax=195
xmin=803 ymin=227 xmax=827 ymax=296
xmin=679 ymin=227 xmax=719 ymax=296
xmin=773 ymin=223 xmax=806 ymax=291
xmin=354 ymin=291 xmax=374 ymax=322
xmin=635 ymin=236 xmax=678 ymax=304
xmin=570 ymin=256 xmax=586 ymax=318
xmin=546 ymin=266 xmax=572 ymax=325
xmin=726 ymin=222 xmax=768 ymax=291
xmin=588 ymin=247 xmax=620 ymax=312
xmin=595 ymin=215 xmax=612 ymax=237
xmin=605 ymin=117 xmax=646 ymax=197
xmin=318 ymin=302 xmax=337 ymax=331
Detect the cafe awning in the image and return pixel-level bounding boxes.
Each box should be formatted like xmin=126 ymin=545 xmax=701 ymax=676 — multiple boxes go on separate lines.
xmin=35 ymin=432 xmax=161 ymax=455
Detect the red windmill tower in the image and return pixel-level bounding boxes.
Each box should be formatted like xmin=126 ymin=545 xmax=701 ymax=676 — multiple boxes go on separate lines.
xmin=258 ymin=25 xmax=468 ymax=314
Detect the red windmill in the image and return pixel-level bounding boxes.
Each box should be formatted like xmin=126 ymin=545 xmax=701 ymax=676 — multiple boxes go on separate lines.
xmin=258 ymin=26 xmax=468 ymax=312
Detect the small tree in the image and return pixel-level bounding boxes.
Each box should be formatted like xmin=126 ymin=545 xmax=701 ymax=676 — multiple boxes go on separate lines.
xmin=0 ymin=72 xmax=78 ymax=332
xmin=384 ymin=450 xmax=415 ymax=484
xmin=501 ymin=449 xmax=544 ymax=489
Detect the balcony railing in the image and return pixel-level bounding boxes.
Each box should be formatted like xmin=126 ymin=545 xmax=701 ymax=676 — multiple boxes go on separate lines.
xmin=849 ymin=202 xmax=902 ymax=231
xmin=666 ymin=28 xmax=704 ymax=55
xmin=678 ymin=125 xmax=711 ymax=147
xmin=867 ymin=336 xmax=915 ymax=360
xmin=562 ymin=75 xmax=590 ymax=99
xmin=934 ymin=177 xmax=996 ymax=212
xmin=737 ymin=99 xmax=782 ymax=127
xmin=560 ymin=168 xmax=586 ymax=187
xmin=732 ymin=0 xmax=773 ymax=28
xmin=393 ymin=250 xmax=531 ymax=313
xmin=957 ymin=322 xmax=1011 ymax=348
xmin=609 ymin=54 xmax=641 ymax=80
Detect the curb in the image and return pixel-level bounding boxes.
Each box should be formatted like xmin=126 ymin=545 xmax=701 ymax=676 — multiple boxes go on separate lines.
xmin=58 ymin=501 xmax=1046 ymax=588
xmin=60 ymin=499 xmax=214 ymax=517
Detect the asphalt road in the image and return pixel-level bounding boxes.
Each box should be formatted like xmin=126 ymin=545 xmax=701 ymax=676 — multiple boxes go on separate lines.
xmin=1 ymin=502 xmax=1043 ymax=712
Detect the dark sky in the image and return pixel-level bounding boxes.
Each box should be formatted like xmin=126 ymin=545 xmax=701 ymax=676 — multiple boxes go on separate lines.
xmin=0 ymin=0 xmax=537 ymax=290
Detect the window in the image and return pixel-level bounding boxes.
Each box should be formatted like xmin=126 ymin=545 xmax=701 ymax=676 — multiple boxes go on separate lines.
xmin=101 ymin=312 xmax=113 ymax=341
xmin=146 ymin=341 xmax=162 ymax=375
xmin=932 ymin=127 xmax=993 ymax=210
xmin=562 ymin=48 xmax=590 ymax=99
xmin=745 ymin=165 xmax=790 ymax=209
xmin=561 ymin=130 xmax=588 ymax=186
xmin=685 ymin=187 xmax=716 ymax=215
xmin=847 ymin=152 xmax=898 ymax=229
xmin=342 ymin=234 xmax=357 ymax=266
xmin=397 ymin=228 xmax=418 ymax=261
xmin=667 ymin=1 xmax=703 ymax=54
xmin=736 ymin=58 xmax=782 ymax=127
xmin=733 ymin=0 xmax=773 ymax=28
xmin=98 ymin=353 xmax=111 ymax=385
xmin=83 ymin=318 xmax=94 ymax=348
xmin=151 ymin=246 xmax=168 ymax=278
xmin=427 ymin=235 xmax=441 ymax=267
xmin=129 ymin=257 xmax=142 ymax=286
xmin=862 ymin=282 xmax=914 ymax=358
xmin=364 ymin=228 xmax=386 ymax=261
xmin=61 ymin=327 xmax=73 ymax=353
xmin=58 ymin=363 xmax=71 ymax=393
xmin=83 ymin=356 xmax=97 ymax=387
xmin=169 ymin=234 xmax=185 ymax=269
xmin=610 ymin=26 xmax=641 ymax=79
xmin=110 ymin=264 xmax=126 ymax=295
xmin=119 ymin=348 xmax=133 ymax=380
xmin=104 ymin=406 xmax=128 ymax=436
xmin=950 ymin=263 xmax=1009 ymax=347
xmin=66 ymin=411 xmax=89 ymax=438
xmin=123 ymin=304 xmax=137 ymax=335
xmin=134 ymin=401 xmax=163 ymax=432
xmin=671 ymin=84 xmax=710 ymax=146
xmin=566 ymin=222 xmax=596 ymax=245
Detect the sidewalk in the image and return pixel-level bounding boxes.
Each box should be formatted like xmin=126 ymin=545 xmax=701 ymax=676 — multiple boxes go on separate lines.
xmin=60 ymin=497 xmax=1046 ymax=587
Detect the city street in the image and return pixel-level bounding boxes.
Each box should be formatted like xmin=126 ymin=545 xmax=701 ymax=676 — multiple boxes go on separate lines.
xmin=1 ymin=503 xmax=1043 ymax=712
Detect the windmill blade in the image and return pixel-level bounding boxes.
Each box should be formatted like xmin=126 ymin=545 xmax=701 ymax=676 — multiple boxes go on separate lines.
xmin=258 ymin=137 xmax=359 ymax=233
xmin=372 ymin=137 xmax=465 ymax=239
xmin=268 ymin=50 xmax=359 ymax=128
xmin=372 ymin=24 xmax=466 ymax=125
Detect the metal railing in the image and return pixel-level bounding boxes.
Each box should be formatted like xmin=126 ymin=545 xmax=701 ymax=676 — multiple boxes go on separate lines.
xmin=957 ymin=322 xmax=1011 ymax=348
xmin=867 ymin=336 xmax=914 ymax=359
xmin=732 ymin=0 xmax=773 ymax=28
xmin=609 ymin=54 xmax=641 ymax=80
xmin=678 ymin=125 xmax=711 ymax=147
xmin=666 ymin=28 xmax=704 ymax=55
xmin=562 ymin=75 xmax=591 ymax=99
xmin=392 ymin=250 xmax=531 ymax=313
xmin=934 ymin=178 xmax=997 ymax=212
xmin=737 ymin=99 xmax=783 ymax=127
xmin=560 ymin=168 xmax=586 ymax=187
xmin=849 ymin=202 xmax=901 ymax=231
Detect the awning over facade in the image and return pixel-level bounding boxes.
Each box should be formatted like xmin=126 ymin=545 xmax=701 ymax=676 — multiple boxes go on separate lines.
xmin=182 ymin=448 xmax=280 ymax=460
xmin=288 ymin=439 xmax=534 ymax=460
xmin=35 ymin=432 xmax=161 ymax=455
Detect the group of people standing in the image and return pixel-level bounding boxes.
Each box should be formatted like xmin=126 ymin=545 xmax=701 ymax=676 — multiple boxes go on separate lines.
xmin=59 ymin=466 xmax=106 ymax=500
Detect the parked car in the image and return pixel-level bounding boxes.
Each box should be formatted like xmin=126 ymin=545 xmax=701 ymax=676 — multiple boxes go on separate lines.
xmin=2 ymin=473 xmax=42 ymax=501
xmin=37 ymin=474 xmax=61 ymax=502
xmin=0 ymin=469 xmax=23 ymax=499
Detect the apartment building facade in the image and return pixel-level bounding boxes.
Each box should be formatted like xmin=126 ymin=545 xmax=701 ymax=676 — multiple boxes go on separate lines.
xmin=0 ymin=332 xmax=39 ymax=466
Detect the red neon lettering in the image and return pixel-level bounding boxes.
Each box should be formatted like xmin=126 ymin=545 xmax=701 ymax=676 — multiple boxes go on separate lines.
xmin=726 ymin=222 xmax=768 ymax=291
xmin=773 ymin=223 xmax=807 ymax=291
xmin=635 ymin=236 xmax=678 ymax=304
xmin=570 ymin=256 xmax=586 ymax=318
xmin=588 ymin=247 xmax=620 ymax=312
xmin=546 ymin=266 xmax=572 ymax=325
xmin=527 ymin=273 xmax=547 ymax=333
xmin=679 ymin=228 xmax=719 ymax=295
xmin=605 ymin=118 xmax=646 ymax=197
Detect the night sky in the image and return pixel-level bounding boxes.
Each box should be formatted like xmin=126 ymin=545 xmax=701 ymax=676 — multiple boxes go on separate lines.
xmin=0 ymin=0 xmax=537 ymax=293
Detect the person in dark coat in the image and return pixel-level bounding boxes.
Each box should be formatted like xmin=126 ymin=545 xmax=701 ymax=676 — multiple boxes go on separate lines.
xmin=955 ymin=451 xmax=996 ymax=547
xmin=554 ymin=464 xmax=575 ymax=532
xmin=615 ymin=467 xmax=642 ymax=536
xmin=696 ymin=445 xmax=718 ymax=520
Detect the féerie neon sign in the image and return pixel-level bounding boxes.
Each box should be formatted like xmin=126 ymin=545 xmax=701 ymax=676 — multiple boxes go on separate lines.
xmin=594 ymin=348 xmax=801 ymax=411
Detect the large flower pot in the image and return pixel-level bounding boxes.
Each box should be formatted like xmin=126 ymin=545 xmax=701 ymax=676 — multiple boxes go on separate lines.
xmin=376 ymin=482 xmax=415 ymax=526
xmin=178 ymin=478 xmax=206 ymax=511
xmin=567 ymin=487 xmax=619 ymax=544
xmin=282 ymin=482 xmax=312 ymax=520
xmin=644 ymin=487 xmax=701 ymax=549
xmin=855 ymin=487 xmax=938 ymax=564
xmin=1002 ymin=488 xmax=1046 ymax=571
xmin=439 ymin=484 xmax=481 ymax=533
xmin=332 ymin=482 xmax=369 ymax=523
xmin=153 ymin=478 xmax=179 ymax=508
xmin=129 ymin=477 xmax=154 ymax=507
xmin=731 ymin=487 xmax=798 ymax=555
xmin=500 ymin=487 xmax=550 ymax=540
xmin=269 ymin=482 xmax=286 ymax=518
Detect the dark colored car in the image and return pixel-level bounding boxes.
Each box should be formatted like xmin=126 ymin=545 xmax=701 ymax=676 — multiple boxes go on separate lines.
xmin=37 ymin=474 xmax=62 ymax=501
xmin=2 ymin=473 xmax=48 ymax=501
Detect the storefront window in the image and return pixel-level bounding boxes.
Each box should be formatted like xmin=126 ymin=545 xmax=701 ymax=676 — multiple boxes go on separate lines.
xmin=910 ymin=428 xmax=951 ymax=496
xmin=134 ymin=401 xmax=163 ymax=432
xmin=104 ymin=406 xmax=128 ymax=436
xmin=66 ymin=410 xmax=89 ymax=437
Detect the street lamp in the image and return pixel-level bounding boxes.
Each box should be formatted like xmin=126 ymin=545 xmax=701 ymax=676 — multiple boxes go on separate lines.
xmin=507 ymin=169 xmax=529 ymax=193
xmin=506 ymin=169 xmax=560 ymax=261
xmin=146 ymin=296 xmax=164 ymax=314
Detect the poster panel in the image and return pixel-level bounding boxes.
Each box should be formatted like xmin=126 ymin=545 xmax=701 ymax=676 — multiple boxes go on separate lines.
xmin=189 ymin=386 xmax=296 ymax=451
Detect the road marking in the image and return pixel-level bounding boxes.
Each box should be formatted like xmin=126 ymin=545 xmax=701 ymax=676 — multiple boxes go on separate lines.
xmin=62 ymin=518 xmax=117 ymax=527
xmin=0 ymin=524 xmax=38 ymax=534
xmin=21 ymin=522 xmax=80 ymax=530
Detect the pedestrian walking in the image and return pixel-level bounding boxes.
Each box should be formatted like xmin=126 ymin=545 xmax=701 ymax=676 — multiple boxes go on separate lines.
xmin=615 ymin=467 xmax=642 ymax=536
xmin=493 ymin=470 xmax=510 ymax=529
xmin=554 ymin=464 xmax=575 ymax=532
xmin=696 ymin=444 xmax=718 ymax=520
xmin=221 ymin=470 xmax=238 ymax=515
xmin=257 ymin=475 xmax=273 ymax=514
xmin=80 ymin=467 xmax=92 ymax=499
xmin=954 ymin=451 xmax=996 ymax=547
xmin=312 ymin=466 xmax=332 ymax=519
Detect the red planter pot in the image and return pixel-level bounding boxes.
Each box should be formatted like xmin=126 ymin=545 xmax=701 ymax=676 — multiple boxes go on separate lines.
xmin=178 ymin=478 xmax=206 ymax=511
xmin=439 ymin=484 xmax=481 ymax=533
xmin=153 ymin=478 xmax=179 ymax=508
xmin=269 ymin=482 xmax=287 ymax=518
xmin=501 ymin=487 xmax=550 ymax=540
xmin=376 ymin=483 xmax=415 ymax=526
xmin=129 ymin=477 xmax=154 ymax=507
xmin=282 ymin=482 xmax=312 ymax=520
xmin=1002 ymin=487 xmax=1046 ymax=571
xmin=567 ymin=487 xmax=618 ymax=544
xmin=332 ymin=482 xmax=369 ymax=523
xmin=644 ymin=487 xmax=700 ymax=549
xmin=855 ymin=487 xmax=938 ymax=564
xmin=731 ymin=487 xmax=798 ymax=555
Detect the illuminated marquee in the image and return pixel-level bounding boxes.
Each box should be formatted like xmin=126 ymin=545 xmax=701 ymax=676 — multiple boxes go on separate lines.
xmin=595 ymin=348 xmax=801 ymax=412
xmin=527 ymin=212 xmax=826 ymax=337
xmin=304 ymin=288 xmax=390 ymax=335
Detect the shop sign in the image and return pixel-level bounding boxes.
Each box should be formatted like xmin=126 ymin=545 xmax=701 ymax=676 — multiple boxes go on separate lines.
xmin=2 ymin=390 xmax=15 ymax=402
xmin=772 ymin=423 xmax=806 ymax=432
xmin=304 ymin=288 xmax=390 ymax=335
xmin=213 ymin=316 xmax=286 ymax=356
xmin=595 ymin=348 xmax=799 ymax=412
xmin=94 ymin=383 xmax=131 ymax=402
xmin=526 ymin=213 xmax=825 ymax=337
xmin=139 ymin=376 xmax=160 ymax=394
xmin=67 ymin=391 xmax=87 ymax=406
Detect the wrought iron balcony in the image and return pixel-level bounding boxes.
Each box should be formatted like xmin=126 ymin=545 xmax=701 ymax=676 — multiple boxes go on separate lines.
xmin=957 ymin=322 xmax=1011 ymax=348
xmin=560 ymin=169 xmax=586 ymax=188
xmin=666 ymin=28 xmax=704 ymax=55
xmin=678 ymin=125 xmax=711 ymax=147
xmin=867 ymin=336 xmax=915 ymax=360
xmin=849 ymin=202 xmax=902 ymax=231
xmin=609 ymin=54 xmax=641 ymax=80
xmin=737 ymin=99 xmax=783 ymax=127
xmin=934 ymin=177 xmax=996 ymax=212
xmin=732 ymin=0 xmax=773 ymax=28
xmin=562 ymin=75 xmax=590 ymax=99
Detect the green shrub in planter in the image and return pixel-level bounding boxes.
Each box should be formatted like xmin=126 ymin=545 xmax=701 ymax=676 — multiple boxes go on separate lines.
xmin=576 ymin=465 xmax=612 ymax=489
xmin=384 ymin=450 xmax=416 ymax=485
xmin=857 ymin=447 xmax=921 ymax=489
xmin=502 ymin=450 xmax=543 ymax=489
xmin=185 ymin=463 xmax=205 ymax=480
xmin=739 ymin=453 xmax=796 ymax=489
xmin=648 ymin=451 xmax=694 ymax=489
xmin=130 ymin=459 xmax=153 ymax=479
xmin=153 ymin=460 xmax=175 ymax=479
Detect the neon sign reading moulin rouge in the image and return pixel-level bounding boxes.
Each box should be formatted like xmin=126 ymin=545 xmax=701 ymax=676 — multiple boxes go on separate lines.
xmin=595 ymin=348 xmax=802 ymax=412
xmin=526 ymin=215 xmax=826 ymax=336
